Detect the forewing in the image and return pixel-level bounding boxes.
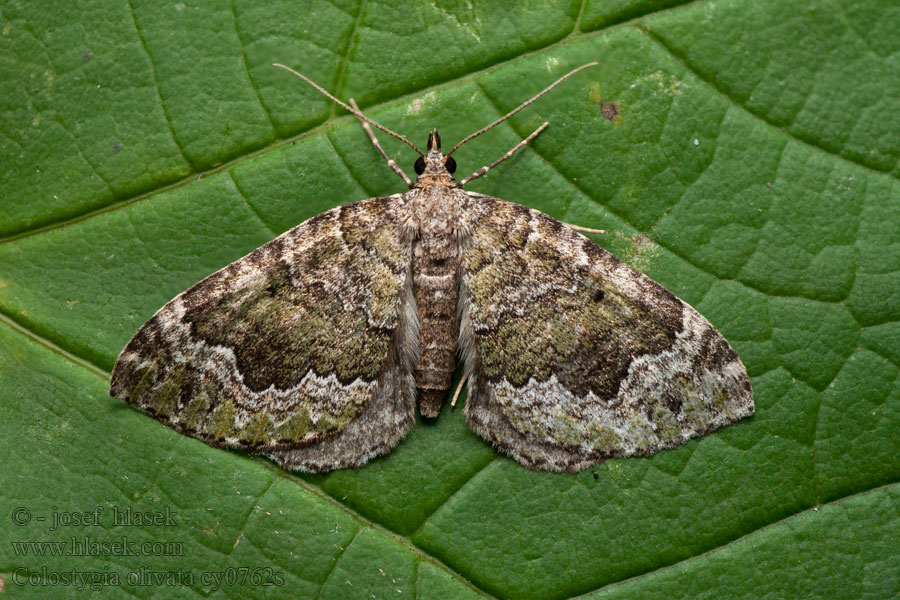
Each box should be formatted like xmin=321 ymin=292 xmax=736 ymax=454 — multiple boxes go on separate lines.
xmin=458 ymin=195 xmax=753 ymax=472
xmin=110 ymin=196 xmax=417 ymax=472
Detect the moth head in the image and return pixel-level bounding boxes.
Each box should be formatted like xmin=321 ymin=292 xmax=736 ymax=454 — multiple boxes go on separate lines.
xmin=413 ymin=129 xmax=457 ymax=184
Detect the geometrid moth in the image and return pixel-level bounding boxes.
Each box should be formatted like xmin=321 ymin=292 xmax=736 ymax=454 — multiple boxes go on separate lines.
xmin=110 ymin=63 xmax=753 ymax=473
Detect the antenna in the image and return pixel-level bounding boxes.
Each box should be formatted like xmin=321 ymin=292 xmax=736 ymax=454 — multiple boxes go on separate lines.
xmin=273 ymin=63 xmax=424 ymax=157
xmin=444 ymin=62 xmax=598 ymax=158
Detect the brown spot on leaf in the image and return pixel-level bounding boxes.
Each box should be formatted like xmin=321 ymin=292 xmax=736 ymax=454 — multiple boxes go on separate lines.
xmin=601 ymin=102 xmax=619 ymax=121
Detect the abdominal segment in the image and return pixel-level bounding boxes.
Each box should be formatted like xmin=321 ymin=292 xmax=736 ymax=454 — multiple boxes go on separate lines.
xmin=412 ymin=240 xmax=460 ymax=418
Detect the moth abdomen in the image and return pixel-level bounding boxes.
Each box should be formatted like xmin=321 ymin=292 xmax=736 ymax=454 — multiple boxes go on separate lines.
xmin=412 ymin=247 xmax=460 ymax=418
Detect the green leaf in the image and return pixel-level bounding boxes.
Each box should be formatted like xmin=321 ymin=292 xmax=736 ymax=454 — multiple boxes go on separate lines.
xmin=1 ymin=1 xmax=898 ymax=598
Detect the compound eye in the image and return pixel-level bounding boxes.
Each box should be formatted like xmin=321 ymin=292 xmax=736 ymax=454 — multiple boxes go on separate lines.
xmin=444 ymin=156 xmax=457 ymax=174
xmin=414 ymin=156 xmax=426 ymax=175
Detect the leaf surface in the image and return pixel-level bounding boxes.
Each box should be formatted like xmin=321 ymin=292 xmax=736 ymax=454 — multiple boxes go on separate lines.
xmin=1 ymin=1 xmax=898 ymax=598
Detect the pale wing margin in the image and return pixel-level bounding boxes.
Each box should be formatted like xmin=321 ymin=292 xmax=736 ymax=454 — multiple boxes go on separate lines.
xmin=110 ymin=196 xmax=418 ymax=472
xmin=458 ymin=194 xmax=753 ymax=472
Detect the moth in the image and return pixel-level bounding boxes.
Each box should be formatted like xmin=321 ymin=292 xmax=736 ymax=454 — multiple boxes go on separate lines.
xmin=110 ymin=63 xmax=753 ymax=473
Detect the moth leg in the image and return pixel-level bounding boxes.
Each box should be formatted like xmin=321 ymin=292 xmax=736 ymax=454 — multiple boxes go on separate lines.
xmin=563 ymin=222 xmax=606 ymax=235
xmin=450 ymin=374 xmax=468 ymax=407
xmin=349 ymin=98 xmax=413 ymax=187
xmin=458 ymin=122 xmax=549 ymax=187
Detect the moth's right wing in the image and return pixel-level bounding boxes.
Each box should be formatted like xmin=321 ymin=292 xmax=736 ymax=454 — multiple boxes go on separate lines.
xmin=110 ymin=196 xmax=418 ymax=472
xmin=458 ymin=194 xmax=753 ymax=472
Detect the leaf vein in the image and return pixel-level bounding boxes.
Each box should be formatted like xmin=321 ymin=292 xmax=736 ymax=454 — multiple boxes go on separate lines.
xmin=640 ymin=25 xmax=900 ymax=183
xmin=563 ymin=481 xmax=900 ymax=600
xmin=123 ymin=0 xmax=193 ymax=170
xmin=229 ymin=0 xmax=278 ymax=133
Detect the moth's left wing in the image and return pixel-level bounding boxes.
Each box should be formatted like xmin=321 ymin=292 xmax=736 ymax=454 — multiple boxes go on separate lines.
xmin=458 ymin=194 xmax=753 ymax=472
xmin=110 ymin=196 xmax=417 ymax=472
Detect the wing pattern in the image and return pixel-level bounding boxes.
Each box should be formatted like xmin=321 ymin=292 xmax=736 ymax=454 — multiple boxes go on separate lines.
xmin=110 ymin=196 xmax=417 ymax=472
xmin=458 ymin=194 xmax=753 ymax=472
